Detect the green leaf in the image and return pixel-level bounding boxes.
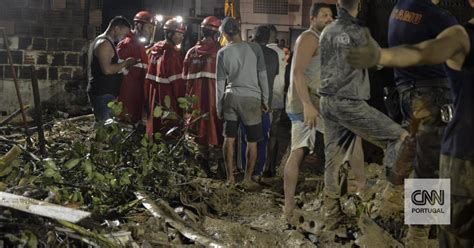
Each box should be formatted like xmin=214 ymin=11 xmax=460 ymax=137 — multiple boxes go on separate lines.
xmin=154 ymin=132 xmax=161 ymax=140
xmin=120 ymin=172 xmax=131 ymax=185
xmin=107 ymin=101 xmax=115 ymax=108
xmin=163 ymin=111 xmax=177 ymax=120
xmin=164 ymin=95 xmax=171 ymax=108
xmin=94 ymin=172 xmax=105 ymax=182
xmin=191 ymin=109 xmax=201 ymax=117
xmin=153 ymin=106 xmax=163 ymax=118
xmin=177 ymin=97 xmax=187 ymax=104
xmin=64 ymin=158 xmax=81 ymax=169
xmin=44 ymin=159 xmax=58 ymax=170
xmin=191 ymin=95 xmax=198 ymax=103
xmin=25 ymin=231 xmax=38 ymax=248
xmin=140 ymin=136 xmax=149 ymax=147
xmin=179 ymin=103 xmax=188 ymax=109
xmin=44 ymin=168 xmax=57 ymax=178
xmin=83 ymin=160 xmax=93 ymax=176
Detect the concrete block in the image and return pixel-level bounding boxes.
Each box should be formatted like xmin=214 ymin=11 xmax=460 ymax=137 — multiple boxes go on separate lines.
xmin=32 ymin=38 xmax=47 ymax=50
xmin=49 ymin=67 xmax=58 ymax=80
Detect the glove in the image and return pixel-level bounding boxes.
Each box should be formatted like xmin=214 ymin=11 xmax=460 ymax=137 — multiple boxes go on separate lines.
xmin=347 ymin=28 xmax=381 ymax=69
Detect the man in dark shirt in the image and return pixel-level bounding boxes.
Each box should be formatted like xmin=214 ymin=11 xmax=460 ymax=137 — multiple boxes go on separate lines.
xmin=87 ymin=16 xmax=137 ymax=122
xmin=240 ymin=25 xmax=279 ymax=178
xmin=348 ymin=2 xmax=474 ymax=246
xmin=388 ymin=1 xmax=457 ymax=245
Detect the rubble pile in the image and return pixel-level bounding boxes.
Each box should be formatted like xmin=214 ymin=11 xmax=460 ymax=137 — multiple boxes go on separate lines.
xmin=0 ymin=114 xmax=425 ymax=247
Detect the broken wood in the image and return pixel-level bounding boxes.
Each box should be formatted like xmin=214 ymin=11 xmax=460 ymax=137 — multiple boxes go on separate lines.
xmin=135 ymin=191 xmax=225 ymax=248
xmin=0 ymin=144 xmax=22 ymax=167
xmin=0 ymin=136 xmax=41 ymax=162
xmin=0 ymin=105 xmax=30 ymax=126
xmin=0 ymin=191 xmax=91 ymax=223
xmin=30 ymin=66 xmax=46 ymax=156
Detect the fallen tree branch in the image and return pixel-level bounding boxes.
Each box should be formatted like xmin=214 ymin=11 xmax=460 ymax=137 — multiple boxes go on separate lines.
xmin=57 ymin=220 xmax=119 ymax=248
xmin=135 ymin=191 xmax=225 ymax=248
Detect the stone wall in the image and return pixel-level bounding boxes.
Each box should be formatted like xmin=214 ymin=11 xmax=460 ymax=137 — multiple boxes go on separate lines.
xmin=0 ymin=0 xmax=102 ymax=117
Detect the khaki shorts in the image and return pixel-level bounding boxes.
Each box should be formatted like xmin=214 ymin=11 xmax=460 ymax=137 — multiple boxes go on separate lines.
xmin=222 ymin=94 xmax=262 ymax=126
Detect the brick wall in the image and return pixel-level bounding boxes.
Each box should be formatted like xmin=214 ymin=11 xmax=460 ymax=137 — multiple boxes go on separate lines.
xmin=0 ymin=0 xmax=102 ymax=117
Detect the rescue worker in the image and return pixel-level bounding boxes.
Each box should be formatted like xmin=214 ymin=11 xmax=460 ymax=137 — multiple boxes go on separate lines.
xmin=386 ymin=0 xmax=458 ymax=246
xmin=87 ymin=16 xmax=137 ymax=122
xmin=347 ymin=1 xmax=474 ymax=246
xmin=318 ymin=0 xmax=409 ymax=230
xmin=145 ymin=18 xmax=187 ymax=138
xmin=183 ymin=16 xmax=223 ymax=167
xmin=117 ymin=11 xmax=155 ymax=124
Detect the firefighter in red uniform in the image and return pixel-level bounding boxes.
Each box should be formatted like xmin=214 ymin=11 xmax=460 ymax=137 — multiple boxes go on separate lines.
xmin=117 ymin=11 xmax=155 ymax=124
xmin=145 ymin=18 xmax=187 ymax=137
xmin=183 ymin=16 xmax=223 ymax=168
xmin=183 ymin=16 xmax=222 ymax=146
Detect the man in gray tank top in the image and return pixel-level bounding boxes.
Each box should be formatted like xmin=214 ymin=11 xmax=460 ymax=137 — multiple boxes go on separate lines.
xmin=283 ymin=2 xmax=367 ymax=225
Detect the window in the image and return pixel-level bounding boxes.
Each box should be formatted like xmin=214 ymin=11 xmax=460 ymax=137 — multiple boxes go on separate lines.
xmin=253 ymin=0 xmax=288 ymax=15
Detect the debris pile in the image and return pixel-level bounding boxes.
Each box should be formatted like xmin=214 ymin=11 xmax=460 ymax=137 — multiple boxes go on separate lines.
xmin=0 ymin=113 xmax=428 ymax=247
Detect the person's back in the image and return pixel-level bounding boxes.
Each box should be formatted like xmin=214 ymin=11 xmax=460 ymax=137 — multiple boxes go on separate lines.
xmin=319 ymin=8 xmax=371 ymax=100
xmin=259 ymin=44 xmax=279 ymax=107
xmin=217 ymin=41 xmax=266 ymax=99
xmin=388 ymin=0 xmax=457 ymax=84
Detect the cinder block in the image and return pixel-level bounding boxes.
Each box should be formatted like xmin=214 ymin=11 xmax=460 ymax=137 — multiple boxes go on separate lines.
xmin=66 ymin=53 xmax=78 ymax=66
xmin=59 ymin=67 xmax=72 ymax=80
xmin=49 ymin=67 xmax=58 ymax=80
xmin=32 ymin=38 xmax=47 ymax=50
xmin=51 ymin=53 xmax=64 ymax=66
xmin=18 ymin=37 xmax=33 ymax=50
xmin=19 ymin=66 xmax=32 ymax=79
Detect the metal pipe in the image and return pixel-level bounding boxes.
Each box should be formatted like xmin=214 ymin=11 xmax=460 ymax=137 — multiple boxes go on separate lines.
xmin=30 ymin=66 xmax=46 ymax=156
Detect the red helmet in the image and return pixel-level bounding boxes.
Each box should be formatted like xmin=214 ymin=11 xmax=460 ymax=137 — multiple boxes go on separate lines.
xmin=133 ymin=11 xmax=155 ymax=25
xmin=201 ymin=16 xmax=221 ymax=32
xmin=163 ymin=18 xmax=186 ymax=33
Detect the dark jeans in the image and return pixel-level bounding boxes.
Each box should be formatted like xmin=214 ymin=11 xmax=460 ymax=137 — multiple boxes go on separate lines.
xmin=399 ymin=86 xmax=452 ymax=178
xmin=88 ymin=93 xmax=116 ymax=122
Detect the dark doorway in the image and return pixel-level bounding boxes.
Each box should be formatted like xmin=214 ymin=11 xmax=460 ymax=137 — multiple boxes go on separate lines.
xmin=101 ymin=0 xmax=144 ymax=31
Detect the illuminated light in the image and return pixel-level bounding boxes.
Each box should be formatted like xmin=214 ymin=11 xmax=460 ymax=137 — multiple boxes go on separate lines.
xmin=176 ymin=16 xmax=183 ymax=23
xmin=177 ymin=43 xmax=182 ymax=49
xmin=155 ymin=14 xmax=164 ymax=22
xmin=139 ymin=37 xmax=147 ymax=43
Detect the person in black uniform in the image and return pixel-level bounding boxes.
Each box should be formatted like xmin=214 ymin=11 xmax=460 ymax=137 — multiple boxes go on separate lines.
xmin=347 ymin=1 xmax=474 ymax=246
xmin=87 ymin=16 xmax=137 ymax=122
xmin=387 ymin=0 xmax=458 ymax=245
